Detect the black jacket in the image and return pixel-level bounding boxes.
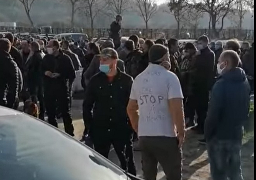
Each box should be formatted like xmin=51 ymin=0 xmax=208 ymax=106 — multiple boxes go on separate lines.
xmin=179 ymin=54 xmax=196 ymax=96
xmin=190 ymin=47 xmax=215 ymax=93
xmin=242 ymin=47 xmax=254 ymax=78
xmin=0 ymin=50 xmax=19 ymax=108
xmin=9 ymin=46 xmax=23 ymax=72
xmin=63 ymin=49 xmax=81 ymax=71
xmin=214 ymin=48 xmax=223 ymax=77
xmin=110 ymin=21 xmax=121 ymax=39
xmin=205 ymin=68 xmax=250 ymax=142
xmin=42 ymin=50 xmax=76 ymax=91
xmin=84 ymin=69 xmax=133 ymax=139
xmin=70 ymin=47 xmax=85 ymax=63
xmin=24 ymin=51 xmax=44 ymax=96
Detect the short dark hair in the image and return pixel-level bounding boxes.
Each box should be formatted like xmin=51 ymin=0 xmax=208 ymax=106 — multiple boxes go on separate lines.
xmin=0 ymin=38 xmax=11 ymax=52
xmin=149 ymin=44 xmax=168 ymax=64
xmin=5 ymin=33 xmax=14 ymax=44
xmin=101 ymin=40 xmax=114 ymax=49
xmin=226 ymin=39 xmax=241 ymax=54
xmin=41 ymin=38 xmax=47 ymax=46
xmin=198 ymin=35 xmax=209 ymax=43
xmin=129 ymin=35 xmax=139 ymax=47
xmin=89 ymin=42 xmax=100 ymax=55
xmin=184 ymin=42 xmax=196 ymax=51
xmin=30 ymin=41 xmax=40 ymax=51
xmin=221 ymin=50 xmax=240 ymax=68
xmin=125 ymin=40 xmax=135 ymax=51
xmin=155 ymin=39 xmax=165 ymax=45
xmin=52 ymin=40 xmax=60 ymax=49
xmin=62 ymin=40 xmax=70 ymax=47
xmin=144 ymin=40 xmax=154 ymax=50
xmin=168 ymin=38 xmax=178 ymax=49
xmin=116 ymin=15 xmax=122 ymax=19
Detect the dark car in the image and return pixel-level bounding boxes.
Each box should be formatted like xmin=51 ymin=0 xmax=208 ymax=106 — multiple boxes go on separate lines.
xmin=0 ymin=106 xmax=142 ymax=180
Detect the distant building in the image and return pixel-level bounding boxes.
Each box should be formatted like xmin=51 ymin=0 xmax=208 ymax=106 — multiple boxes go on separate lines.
xmin=0 ymin=22 xmax=16 ymax=32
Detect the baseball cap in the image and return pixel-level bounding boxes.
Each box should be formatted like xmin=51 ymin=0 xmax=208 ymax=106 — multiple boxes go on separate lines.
xmin=99 ymin=48 xmax=118 ymax=59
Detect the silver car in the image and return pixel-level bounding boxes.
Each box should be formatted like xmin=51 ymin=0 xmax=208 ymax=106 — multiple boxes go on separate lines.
xmin=0 ymin=106 xmax=142 ymax=180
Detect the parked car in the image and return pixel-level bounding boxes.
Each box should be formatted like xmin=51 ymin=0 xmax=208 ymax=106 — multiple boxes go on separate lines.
xmin=0 ymin=106 xmax=143 ymax=180
xmin=53 ymin=33 xmax=88 ymax=42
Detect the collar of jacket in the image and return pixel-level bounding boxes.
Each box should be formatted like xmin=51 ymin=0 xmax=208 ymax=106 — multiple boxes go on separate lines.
xmin=98 ymin=68 xmax=122 ymax=80
xmin=55 ymin=50 xmax=64 ymax=58
xmin=0 ymin=50 xmax=12 ymax=59
xmin=201 ymin=46 xmax=211 ymax=53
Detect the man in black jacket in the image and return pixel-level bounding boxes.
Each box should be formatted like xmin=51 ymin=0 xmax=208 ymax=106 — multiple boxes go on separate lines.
xmin=62 ymin=40 xmax=81 ymax=71
xmin=110 ymin=15 xmax=122 ymax=49
xmin=191 ymin=35 xmax=215 ymax=137
xmin=5 ymin=33 xmax=23 ymax=72
xmin=25 ymin=41 xmax=45 ymax=120
xmin=205 ymin=50 xmax=250 ymax=180
xmin=0 ymin=38 xmax=19 ymax=108
xmin=84 ymin=48 xmax=136 ymax=175
xmin=42 ymin=40 xmax=76 ymax=136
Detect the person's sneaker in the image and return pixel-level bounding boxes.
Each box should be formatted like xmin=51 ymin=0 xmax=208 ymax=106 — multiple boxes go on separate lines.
xmin=198 ymin=139 xmax=206 ymax=145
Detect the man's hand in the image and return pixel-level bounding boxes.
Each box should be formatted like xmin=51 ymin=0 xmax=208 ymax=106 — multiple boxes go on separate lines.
xmin=45 ymin=71 xmax=53 ymax=77
xmin=168 ymin=98 xmax=185 ymax=148
xmin=177 ymin=132 xmax=185 ymax=148
xmin=52 ymin=73 xmax=60 ymax=78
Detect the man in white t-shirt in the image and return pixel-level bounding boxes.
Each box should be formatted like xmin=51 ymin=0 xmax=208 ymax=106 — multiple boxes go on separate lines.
xmin=127 ymin=44 xmax=185 ymax=180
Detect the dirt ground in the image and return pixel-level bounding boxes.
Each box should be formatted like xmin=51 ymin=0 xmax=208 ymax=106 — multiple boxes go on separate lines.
xmin=60 ymin=98 xmax=254 ymax=180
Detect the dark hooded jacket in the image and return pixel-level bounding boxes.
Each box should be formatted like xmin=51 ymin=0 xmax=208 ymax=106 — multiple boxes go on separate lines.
xmin=0 ymin=50 xmax=19 ymax=108
xmin=205 ymin=68 xmax=250 ymax=142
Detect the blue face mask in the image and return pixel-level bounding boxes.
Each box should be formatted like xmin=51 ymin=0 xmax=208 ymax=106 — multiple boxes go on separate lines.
xmin=99 ymin=64 xmax=110 ymax=74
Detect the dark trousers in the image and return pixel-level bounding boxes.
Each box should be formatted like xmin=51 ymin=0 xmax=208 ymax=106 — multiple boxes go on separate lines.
xmin=186 ymin=90 xmax=209 ymax=133
xmin=207 ymin=139 xmax=244 ymax=180
xmin=30 ymin=86 xmax=45 ymax=120
xmin=44 ymin=88 xmax=74 ymax=136
xmin=195 ymin=90 xmax=209 ymax=133
xmin=92 ymin=132 xmax=136 ymax=176
xmin=139 ymin=136 xmax=182 ymax=180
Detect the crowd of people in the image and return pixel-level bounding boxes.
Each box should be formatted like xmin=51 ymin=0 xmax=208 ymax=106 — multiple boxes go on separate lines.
xmin=0 ymin=15 xmax=254 ymax=180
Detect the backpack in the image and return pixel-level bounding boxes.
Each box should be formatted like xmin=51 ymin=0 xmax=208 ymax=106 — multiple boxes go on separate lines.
xmin=125 ymin=50 xmax=143 ymax=78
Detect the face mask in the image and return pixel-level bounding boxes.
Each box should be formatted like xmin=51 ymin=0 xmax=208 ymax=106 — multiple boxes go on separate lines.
xmin=47 ymin=48 xmax=53 ymax=55
xmin=197 ymin=44 xmax=204 ymax=50
xmin=217 ymin=62 xmax=225 ymax=75
xmin=99 ymin=64 xmax=110 ymax=74
xmin=215 ymin=45 xmax=221 ymax=50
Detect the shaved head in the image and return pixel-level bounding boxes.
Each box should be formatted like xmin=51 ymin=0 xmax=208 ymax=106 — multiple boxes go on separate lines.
xmin=219 ymin=50 xmax=241 ymax=69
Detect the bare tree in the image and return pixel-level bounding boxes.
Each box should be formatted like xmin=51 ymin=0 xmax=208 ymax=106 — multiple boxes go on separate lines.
xmin=107 ymin=0 xmax=131 ymax=15
xmin=18 ymin=0 xmax=36 ymax=27
xmin=185 ymin=4 xmax=203 ymax=36
xmin=61 ymin=0 xmax=81 ymax=28
xmin=79 ymin=0 xmax=107 ymax=37
xmin=196 ymin=0 xmax=234 ymax=38
xmin=134 ymin=0 xmax=158 ymax=36
xmin=167 ymin=0 xmax=189 ymax=38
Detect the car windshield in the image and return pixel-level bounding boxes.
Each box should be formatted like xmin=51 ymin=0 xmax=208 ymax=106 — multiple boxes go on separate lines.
xmin=0 ymin=114 xmax=128 ymax=180
xmin=71 ymin=34 xmax=86 ymax=42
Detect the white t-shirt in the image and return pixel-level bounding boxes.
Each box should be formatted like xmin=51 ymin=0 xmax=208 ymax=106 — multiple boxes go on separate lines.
xmin=130 ymin=64 xmax=183 ymax=137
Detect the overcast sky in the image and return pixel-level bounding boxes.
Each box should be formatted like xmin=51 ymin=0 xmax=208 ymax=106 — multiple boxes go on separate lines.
xmin=156 ymin=0 xmax=167 ymax=5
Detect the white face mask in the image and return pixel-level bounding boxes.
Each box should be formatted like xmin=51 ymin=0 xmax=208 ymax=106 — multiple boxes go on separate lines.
xmin=215 ymin=45 xmax=222 ymax=50
xmin=47 ymin=48 xmax=53 ymax=55
xmin=40 ymin=45 xmax=44 ymax=50
xmin=217 ymin=62 xmax=225 ymax=75
xmin=197 ymin=44 xmax=204 ymax=50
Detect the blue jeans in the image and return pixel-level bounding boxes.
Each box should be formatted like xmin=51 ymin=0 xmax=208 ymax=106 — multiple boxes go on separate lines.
xmin=207 ymin=140 xmax=244 ymax=180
